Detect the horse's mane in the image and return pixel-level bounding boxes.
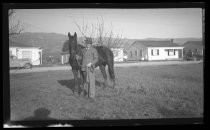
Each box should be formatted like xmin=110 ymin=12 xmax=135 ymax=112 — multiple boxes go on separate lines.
xmin=77 ymin=44 xmax=85 ymax=49
xmin=75 ymin=44 xmax=85 ymax=56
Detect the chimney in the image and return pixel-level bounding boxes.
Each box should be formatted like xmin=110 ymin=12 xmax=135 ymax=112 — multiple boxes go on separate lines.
xmin=170 ymin=39 xmax=174 ymax=44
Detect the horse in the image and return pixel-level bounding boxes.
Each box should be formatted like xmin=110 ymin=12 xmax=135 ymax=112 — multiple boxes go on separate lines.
xmin=67 ymin=32 xmax=115 ymax=95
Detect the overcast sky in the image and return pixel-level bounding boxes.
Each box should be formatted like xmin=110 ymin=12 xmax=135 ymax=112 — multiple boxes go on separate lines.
xmin=11 ymin=8 xmax=203 ymax=39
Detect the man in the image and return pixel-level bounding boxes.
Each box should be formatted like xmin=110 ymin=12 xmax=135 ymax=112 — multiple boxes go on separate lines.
xmin=81 ymin=37 xmax=98 ymax=98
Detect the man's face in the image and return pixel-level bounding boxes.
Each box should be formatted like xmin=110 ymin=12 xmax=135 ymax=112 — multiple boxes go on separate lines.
xmin=86 ymin=44 xmax=91 ymax=48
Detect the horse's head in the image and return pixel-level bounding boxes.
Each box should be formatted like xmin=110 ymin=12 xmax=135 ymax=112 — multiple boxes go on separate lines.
xmin=68 ymin=32 xmax=77 ymax=56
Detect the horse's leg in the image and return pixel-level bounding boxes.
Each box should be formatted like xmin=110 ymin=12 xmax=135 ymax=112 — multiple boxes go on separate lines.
xmin=99 ymin=64 xmax=108 ymax=87
xmin=107 ymin=61 xmax=115 ymax=88
xmin=79 ymin=70 xmax=86 ymax=96
xmin=72 ymin=69 xmax=79 ymax=94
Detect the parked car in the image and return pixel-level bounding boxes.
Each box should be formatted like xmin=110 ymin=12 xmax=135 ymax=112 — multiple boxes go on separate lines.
xmin=10 ymin=56 xmax=32 ymax=69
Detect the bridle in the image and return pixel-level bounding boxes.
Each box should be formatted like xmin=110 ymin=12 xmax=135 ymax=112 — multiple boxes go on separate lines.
xmin=70 ymin=48 xmax=82 ymax=68
xmin=76 ymin=55 xmax=82 ymax=67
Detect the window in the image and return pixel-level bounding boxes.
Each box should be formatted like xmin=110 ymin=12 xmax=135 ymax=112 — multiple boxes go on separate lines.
xmin=130 ymin=51 xmax=132 ymax=57
xmin=169 ymin=49 xmax=174 ymax=56
xmin=194 ymin=49 xmax=198 ymax=55
xmin=22 ymin=51 xmax=32 ymax=59
xmin=166 ymin=49 xmax=175 ymax=56
xmin=151 ymin=49 xmax=159 ymax=56
xmin=139 ymin=50 xmax=142 ymax=57
xmin=135 ymin=51 xmax=137 ymax=56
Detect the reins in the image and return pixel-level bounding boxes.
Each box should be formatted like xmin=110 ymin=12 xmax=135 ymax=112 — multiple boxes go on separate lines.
xmin=75 ymin=55 xmax=82 ymax=67
xmin=75 ymin=46 xmax=82 ymax=68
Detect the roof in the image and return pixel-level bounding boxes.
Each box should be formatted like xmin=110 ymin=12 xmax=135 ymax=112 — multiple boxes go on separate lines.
xmin=132 ymin=40 xmax=183 ymax=48
xmin=183 ymin=41 xmax=203 ymax=50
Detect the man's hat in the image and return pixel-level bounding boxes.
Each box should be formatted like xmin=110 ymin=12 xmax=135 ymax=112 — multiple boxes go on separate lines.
xmin=85 ymin=37 xmax=92 ymax=44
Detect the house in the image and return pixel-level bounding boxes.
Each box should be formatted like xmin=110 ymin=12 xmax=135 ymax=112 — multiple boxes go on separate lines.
xmin=127 ymin=39 xmax=184 ymax=61
xmin=60 ymin=51 xmax=70 ymax=64
xmin=9 ymin=41 xmax=43 ymax=65
xmin=183 ymin=41 xmax=203 ymax=56
xmin=111 ymin=48 xmax=125 ymax=62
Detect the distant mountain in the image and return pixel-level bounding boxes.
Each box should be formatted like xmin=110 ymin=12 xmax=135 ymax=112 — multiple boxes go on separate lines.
xmin=173 ymin=38 xmax=202 ymax=45
xmin=10 ymin=32 xmax=68 ymax=53
xmin=10 ymin=32 xmax=135 ymax=54
xmin=9 ymin=40 xmax=34 ymax=47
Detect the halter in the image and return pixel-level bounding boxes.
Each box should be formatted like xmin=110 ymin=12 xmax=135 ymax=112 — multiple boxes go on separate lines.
xmin=74 ymin=47 xmax=82 ymax=68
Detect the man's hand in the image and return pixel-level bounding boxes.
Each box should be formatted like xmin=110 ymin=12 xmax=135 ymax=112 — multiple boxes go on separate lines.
xmin=87 ymin=63 xmax=92 ymax=67
xmin=75 ymin=55 xmax=80 ymax=60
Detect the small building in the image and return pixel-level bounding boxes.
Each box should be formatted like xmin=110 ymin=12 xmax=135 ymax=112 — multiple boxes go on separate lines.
xmin=111 ymin=48 xmax=125 ymax=62
xmin=183 ymin=41 xmax=203 ymax=56
xmin=9 ymin=41 xmax=43 ymax=65
xmin=60 ymin=51 xmax=70 ymax=64
xmin=127 ymin=39 xmax=184 ymax=61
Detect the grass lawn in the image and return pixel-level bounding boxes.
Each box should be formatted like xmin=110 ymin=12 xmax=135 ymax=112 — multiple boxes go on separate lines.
xmin=10 ymin=63 xmax=203 ymax=120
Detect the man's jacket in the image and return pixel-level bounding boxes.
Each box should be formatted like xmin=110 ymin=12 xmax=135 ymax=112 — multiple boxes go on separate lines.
xmin=81 ymin=46 xmax=98 ymax=71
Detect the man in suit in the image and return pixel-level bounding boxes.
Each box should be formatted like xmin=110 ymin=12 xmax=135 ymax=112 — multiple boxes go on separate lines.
xmin=81 ymin=37 xmax=98 ymax=98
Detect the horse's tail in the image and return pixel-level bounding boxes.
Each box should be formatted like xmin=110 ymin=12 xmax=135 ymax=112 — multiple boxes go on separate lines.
xmin=107 ymin=49 xmax=115 ymax=86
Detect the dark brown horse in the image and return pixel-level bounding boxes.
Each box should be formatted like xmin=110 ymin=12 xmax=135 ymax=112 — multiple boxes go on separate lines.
xmin=68 ymin=32 xmax=115 ymax=95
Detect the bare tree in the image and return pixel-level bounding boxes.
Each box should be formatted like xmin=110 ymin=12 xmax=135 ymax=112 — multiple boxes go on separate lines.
xmin=74 ymin=17 xmax=126 ymax=60
xmin=9 ymin=9 xmax=24 ymax=37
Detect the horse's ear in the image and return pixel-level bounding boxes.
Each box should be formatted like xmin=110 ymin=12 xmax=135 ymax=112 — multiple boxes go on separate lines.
xmin=68 ymin=32 xmax=71 ymax=38
xmin=74 ymin=32 xmax=77 ymax=37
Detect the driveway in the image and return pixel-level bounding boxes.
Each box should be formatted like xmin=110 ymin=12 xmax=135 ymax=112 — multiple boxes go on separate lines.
xmin=10 ymin=60 xmax=203 ymax=74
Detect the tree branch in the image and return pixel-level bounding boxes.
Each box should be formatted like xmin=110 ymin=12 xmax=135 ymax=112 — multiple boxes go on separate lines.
xmin=9 ymin=10 xmax=24 ymax=37
xmin=74 ymin=17 xmax=124 ymax=51
xmin=73 ymin=19 xmax=88 ymax=40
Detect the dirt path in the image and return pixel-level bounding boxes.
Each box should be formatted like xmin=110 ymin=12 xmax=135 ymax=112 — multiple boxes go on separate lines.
xmin=10 ymin=60 xmax=202 ymax=74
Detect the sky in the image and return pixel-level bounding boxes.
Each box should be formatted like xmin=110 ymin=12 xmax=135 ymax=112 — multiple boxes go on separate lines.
xmin=10 ymin=8 xmax=203 ymax=39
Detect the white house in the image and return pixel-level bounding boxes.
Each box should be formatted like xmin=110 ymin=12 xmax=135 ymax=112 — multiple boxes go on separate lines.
xmin=60 ymin=51 xmax=70 ymax=64
xmin=9 ymin=43 xmax=43 ymax=65
xmin=111 ymin=48 xmax=126 ymax=62
xmin=127 ymin=39 xmax=184 ymax=61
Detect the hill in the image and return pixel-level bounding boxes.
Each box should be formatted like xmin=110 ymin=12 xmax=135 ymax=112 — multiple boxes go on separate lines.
xmin=10 ymin=32 xmax=68 ymax=53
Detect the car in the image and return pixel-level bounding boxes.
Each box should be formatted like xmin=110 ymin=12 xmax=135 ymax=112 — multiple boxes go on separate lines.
xmin=10 ymin=55 xmax=32 ymax=69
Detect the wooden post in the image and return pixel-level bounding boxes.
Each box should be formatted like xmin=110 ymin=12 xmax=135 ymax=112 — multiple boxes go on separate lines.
xmin=61 ymin=55 xmax=64 ymax=64
xmin=182 ymin=49 xmax=183 ymax=60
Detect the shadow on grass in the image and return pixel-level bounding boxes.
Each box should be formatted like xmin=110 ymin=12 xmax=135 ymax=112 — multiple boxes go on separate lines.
xmin=17 ymin=108 xmax=58 ymax=127
xmin=23 ymin=108 xmax=56 ymax=121
xmin=157 ymin=105 xmax=197 ymax=118
xmin=57 ymin=79 xmax=103 ymax=94
xmin=57 ymin=79 xmax=75 ymax=93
